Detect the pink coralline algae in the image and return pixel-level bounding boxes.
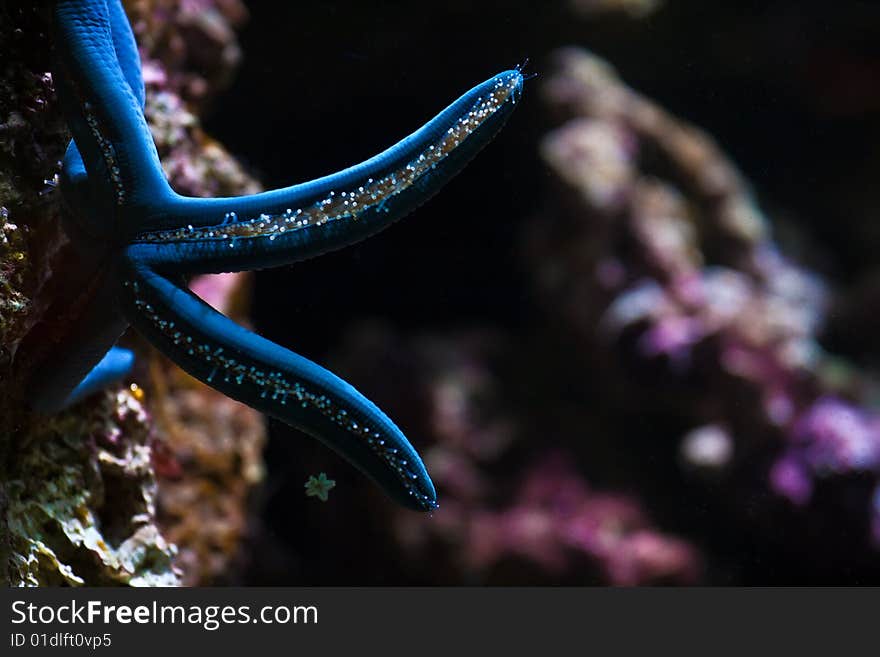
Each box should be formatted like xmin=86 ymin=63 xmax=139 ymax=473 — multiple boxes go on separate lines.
xmin=773 ymin=398 xmax=880 ymax=508
xmin=530 ymin=47 xmax=880 ymax=564
xmin=127 ymin=0 xmax=249 ymax=106
xmin=461 ymin=455 xmax=698 ymax=585
xmin=333 ymin=326 xmax=701 ymax=585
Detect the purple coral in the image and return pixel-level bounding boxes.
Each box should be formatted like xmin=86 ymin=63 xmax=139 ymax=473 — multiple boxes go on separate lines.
xmin=324 ymin=326 xmax=702 ymax=585
xmin=771 ymin=398 xmax=880 ymax=509
xmin=530 ymin=47 xmax=880 ymax=569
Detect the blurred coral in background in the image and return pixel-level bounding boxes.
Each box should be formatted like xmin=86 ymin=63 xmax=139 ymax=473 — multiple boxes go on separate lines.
xmin=528 ymin=48 xmax=880 ymax=580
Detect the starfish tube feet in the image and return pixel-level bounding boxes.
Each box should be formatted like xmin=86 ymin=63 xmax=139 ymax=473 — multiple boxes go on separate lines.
xmin=120 ymin=256 xmax=437 ymax=510
xmin=52 ymin=0 xmax=172 ymax=218
xmin=135 ymin=70 xmax=524 ymax=273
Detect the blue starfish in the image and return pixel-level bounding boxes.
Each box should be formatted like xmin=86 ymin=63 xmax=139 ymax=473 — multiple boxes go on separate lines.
xmin=28 ymin=0 xmax=522 ymax=511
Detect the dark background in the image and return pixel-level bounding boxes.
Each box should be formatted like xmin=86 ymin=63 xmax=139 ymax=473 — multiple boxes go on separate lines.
xmin=203 ymin=0 xmax=880 ymax=583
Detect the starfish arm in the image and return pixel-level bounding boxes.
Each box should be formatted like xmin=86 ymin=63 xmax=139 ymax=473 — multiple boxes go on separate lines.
xmin=28 ymin=272 xmax=130 ymax=413
xmin=59 ymin=346 xmax=135 ymax=408
xmin=60 ymin=141 xmax=89 ymax=214
xmin=59 ymin=141 xmax=115 ymax=252
xmin=107 ymin=0 xmax=145 ymax=109
xmin=134 ymin=71 xmax=523 ymax=274
xmin=52 ymin=0 xmax=171 ymax=213
xmin=43 ymin=0 xmax=525 ymax=513
xmin=119 ymin=253 xmax=438 ymax=511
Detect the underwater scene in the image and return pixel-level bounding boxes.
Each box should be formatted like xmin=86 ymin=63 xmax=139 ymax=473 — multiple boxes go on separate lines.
xmin=2 ymin=0 xmax=880 ymax=586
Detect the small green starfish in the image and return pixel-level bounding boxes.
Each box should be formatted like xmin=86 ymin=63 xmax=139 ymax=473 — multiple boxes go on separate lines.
xmin=305 ymin=473 xmax=336 ymax=502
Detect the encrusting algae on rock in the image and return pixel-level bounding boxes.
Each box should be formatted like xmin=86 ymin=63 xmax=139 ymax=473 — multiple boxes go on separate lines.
xmin=6 ymin=389 xmax=178 ymax=586
xmin=1 ymin=0 xmax=265 ymax=586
